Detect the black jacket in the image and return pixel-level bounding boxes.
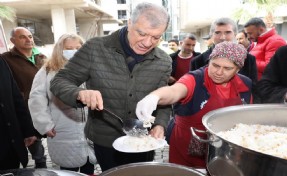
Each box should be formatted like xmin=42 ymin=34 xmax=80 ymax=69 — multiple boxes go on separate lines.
xmin=0 ymin=57 xmax=35 ymax=168
xmin=256 ymin=45 xmax=287 ymax=103
xmin=190 ymin=46 xmax=258 ymax=84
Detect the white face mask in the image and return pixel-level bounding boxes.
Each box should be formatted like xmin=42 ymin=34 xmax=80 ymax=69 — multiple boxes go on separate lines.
xmin=63 ymin=49 xmax=77 ymax=60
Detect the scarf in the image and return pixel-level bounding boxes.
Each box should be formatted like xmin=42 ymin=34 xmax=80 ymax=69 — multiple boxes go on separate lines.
xmin=119 ymin=26 xmax=145 ymax=71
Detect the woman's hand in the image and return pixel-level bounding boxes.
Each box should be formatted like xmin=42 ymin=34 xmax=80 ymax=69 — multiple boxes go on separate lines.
xmin=46 ymin=128 xmax=56 ymax=138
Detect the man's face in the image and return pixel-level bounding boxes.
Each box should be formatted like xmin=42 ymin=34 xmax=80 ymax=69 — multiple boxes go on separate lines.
xmin=181 ymin=38 xmax=196 ymax=55
xmin=208 ymin=57 xmax=239 ymax=85
xmin=10 ymin=28 xmax=34 ymax=50
xmin=236 ymin=32 xmax=249 ymax=49
xmin=212 ymin=24 xmax=235 ymax=44
xmin=244 ymin=25 xmax=261 ymax=42
xmin=127 ymin=16 xmax=166 ymax=55
xmin=168 ymin=42 xmax=179 ymax=52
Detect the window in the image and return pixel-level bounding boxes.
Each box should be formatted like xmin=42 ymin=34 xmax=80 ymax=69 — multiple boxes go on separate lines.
xmin=118 ymin=10 xmax=127 ymax=20
xmin=117 ymin=0 xmax=126 ymax=4
xmin=17 ymin=19 xmax=35 ymax=34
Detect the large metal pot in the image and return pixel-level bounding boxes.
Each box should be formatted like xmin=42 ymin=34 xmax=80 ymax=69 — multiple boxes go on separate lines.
xmin=0 ymin=169 xmax=87 ymax=176
xmin=100 ymin=162 xmax=205 ymax=176
xmin=197 ymin=104 xmax=287 ymax=176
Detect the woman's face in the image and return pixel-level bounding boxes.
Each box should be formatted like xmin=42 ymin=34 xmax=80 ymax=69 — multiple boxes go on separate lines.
xmin=208 ymin=57 xmax=240 ymax=85
xmin=63 ymin=38 xmax=82 ymax=50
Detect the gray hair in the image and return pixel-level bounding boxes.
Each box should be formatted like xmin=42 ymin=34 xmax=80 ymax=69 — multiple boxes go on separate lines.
xmin=209 ymin=17 xmax=238 ymax=35
xmin=10 ymin=27 xmax=31 ymax=37
xmin=130 ymin=2 xmax=170 ymax=30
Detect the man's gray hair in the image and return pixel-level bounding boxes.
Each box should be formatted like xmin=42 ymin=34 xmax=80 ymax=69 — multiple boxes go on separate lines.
xmin=10 ymin=27 xmax=31 ymax=37
xmin=130 ymin=2 xmax=170 ymax=30
xmin=209 ymin=17 xmax=238 ymax=35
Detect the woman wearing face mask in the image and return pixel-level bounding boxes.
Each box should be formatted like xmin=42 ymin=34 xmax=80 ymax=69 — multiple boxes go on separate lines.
xmin=28 ymin=34 xmax=96 ymax=174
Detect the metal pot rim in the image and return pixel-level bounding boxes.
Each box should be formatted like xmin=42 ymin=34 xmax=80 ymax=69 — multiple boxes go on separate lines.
xmin=100 ymin=162 xmax=205 ymax=176
xmin=202 ymin=104 xmax=287 ymax=161
xmin=202 ymin=104 xmax=287 ymax=131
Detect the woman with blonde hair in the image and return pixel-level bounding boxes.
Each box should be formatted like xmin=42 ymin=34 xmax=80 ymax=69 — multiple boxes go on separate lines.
xmin=29 ymin=34 xmax=96 ymax=174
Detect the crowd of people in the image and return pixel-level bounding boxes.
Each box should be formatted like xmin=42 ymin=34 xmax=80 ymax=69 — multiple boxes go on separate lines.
xmin=1 ymin=1 xmax=287 ymax=175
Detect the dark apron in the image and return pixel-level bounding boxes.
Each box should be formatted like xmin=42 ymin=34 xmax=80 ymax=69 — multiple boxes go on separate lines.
xmin=169 ymin=81 xmax=243 ymax=168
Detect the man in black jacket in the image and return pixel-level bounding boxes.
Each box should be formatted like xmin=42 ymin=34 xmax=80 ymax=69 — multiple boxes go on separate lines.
xmin=0 ymin=57 xmax=36 ymax=170
xmin=190 ymin=17 xmax=258 ymax=84
xmin=169 ymin=33 xmax=200 ymax=85
xmin=1 ymin=27 xmax=47 ymax=168
xmin=256 ymin=45 xmax=287 ymax=103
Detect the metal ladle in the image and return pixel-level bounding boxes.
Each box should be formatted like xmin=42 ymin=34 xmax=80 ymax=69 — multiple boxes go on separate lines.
xmin=103 ymin=108 xmax=148 ymax=137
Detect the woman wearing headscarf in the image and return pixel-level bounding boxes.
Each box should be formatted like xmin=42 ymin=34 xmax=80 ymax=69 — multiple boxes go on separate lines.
xmin=136 ymin=41 xmax=253 ymax=169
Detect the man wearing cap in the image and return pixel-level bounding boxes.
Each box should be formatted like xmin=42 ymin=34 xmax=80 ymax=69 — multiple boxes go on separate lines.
xmin=136 ymin=41 xmax=253 ymax=169
xmin=190 ymin=17 xmax=258 ymax=84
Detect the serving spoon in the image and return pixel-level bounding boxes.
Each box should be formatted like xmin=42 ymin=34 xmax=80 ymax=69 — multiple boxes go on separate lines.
xmin=103 ymin=108 xmax=148 ymax=137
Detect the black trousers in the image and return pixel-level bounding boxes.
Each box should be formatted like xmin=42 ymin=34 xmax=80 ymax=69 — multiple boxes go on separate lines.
xmin=94 ymin=143 xmax=154 ymax=172
xmin=0 ymin=147 xmax=20 ymax=170
xmin=27 ymin=138 xmax=46 ymax=165
xmin=60 ymin=157 xmax=94 ymax=175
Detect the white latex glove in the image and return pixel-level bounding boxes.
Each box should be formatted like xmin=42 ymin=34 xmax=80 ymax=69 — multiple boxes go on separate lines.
xmin=136 ymin=94 xmax=160 ymax=127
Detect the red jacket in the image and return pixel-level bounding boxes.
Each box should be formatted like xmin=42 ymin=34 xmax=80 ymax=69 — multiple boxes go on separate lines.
xmin=250 ymin=28 xmax=286 ymax=80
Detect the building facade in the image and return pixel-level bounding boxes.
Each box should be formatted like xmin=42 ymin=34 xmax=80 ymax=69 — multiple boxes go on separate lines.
xmin=1 ymin=0 xmax=122 ymax=47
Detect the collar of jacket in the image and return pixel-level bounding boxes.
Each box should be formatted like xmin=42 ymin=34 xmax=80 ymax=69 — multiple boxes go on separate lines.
xmin=10 ymin=47 xmax=46 ymax=59
xmin=10 ymin=47 xmax=28 ymax=58
xmin=257 ymin=28 xmax=276 ymax=43
xmin=103 ymin=27 xmax=166 ymax=61
xmin=9 ymin=46 xmax=46 ymax=68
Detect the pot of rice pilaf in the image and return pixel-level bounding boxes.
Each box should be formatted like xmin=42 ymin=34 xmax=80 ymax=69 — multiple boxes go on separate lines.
xmin=200 ymin=104 xmax=287 ymax=176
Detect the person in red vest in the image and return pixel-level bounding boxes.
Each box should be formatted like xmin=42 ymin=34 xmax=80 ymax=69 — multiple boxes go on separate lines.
xmin=136 ymin=41 xmax=252 ymax=170
xmin=169 ymin=34 xmax=201 ymax=85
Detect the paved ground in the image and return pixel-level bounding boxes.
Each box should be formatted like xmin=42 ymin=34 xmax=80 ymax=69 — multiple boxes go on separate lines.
xmin=27 ymin=138 xmax=170 ymax=175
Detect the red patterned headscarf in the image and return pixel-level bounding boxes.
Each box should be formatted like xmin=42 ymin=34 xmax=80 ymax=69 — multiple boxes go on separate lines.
xmin=209 ymin=41 xmax=247 ymax=68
